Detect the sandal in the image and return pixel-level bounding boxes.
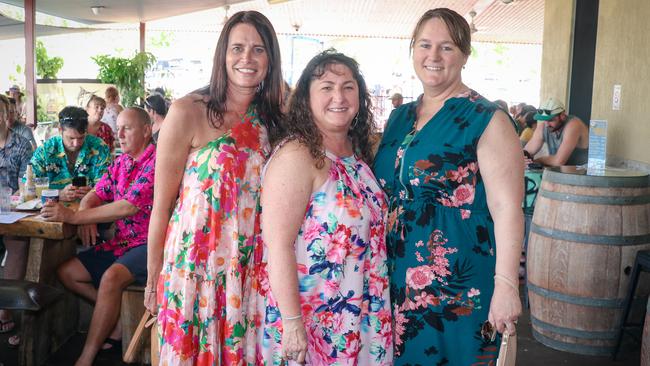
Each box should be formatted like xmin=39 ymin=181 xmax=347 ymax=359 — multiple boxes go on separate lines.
xmin=98 ymin=337 xmax=122 ymax=356
xmin=0 ymin=319 xmax=15 ymax=334
xmin=8 ymin=335 xmax=20 ymax=349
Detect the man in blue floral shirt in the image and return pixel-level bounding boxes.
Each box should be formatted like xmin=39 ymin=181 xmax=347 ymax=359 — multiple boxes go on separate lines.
xmin=30 ymin=106 xmax=111 ymax=201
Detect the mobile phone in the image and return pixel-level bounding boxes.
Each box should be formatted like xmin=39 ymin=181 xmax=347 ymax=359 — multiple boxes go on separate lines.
xmin=72 ymin=176 xmax=87 ymax=187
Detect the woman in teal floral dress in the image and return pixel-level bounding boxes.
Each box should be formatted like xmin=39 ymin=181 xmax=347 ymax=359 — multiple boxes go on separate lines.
xmin=373 ymin=9 xmax=524 ymax=365
xmin=259 ymin=50 xmax=392 ymax=365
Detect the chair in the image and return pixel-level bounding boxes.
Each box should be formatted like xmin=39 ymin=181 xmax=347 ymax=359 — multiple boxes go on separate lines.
xmin=613 ymin=249 xmax=650 ymax=359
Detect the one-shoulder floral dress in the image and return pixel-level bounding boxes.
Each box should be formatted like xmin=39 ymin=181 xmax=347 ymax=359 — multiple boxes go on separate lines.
xmin=258 ymin=149 xmax=393 ymax=366
xmin=157 ymin=106 xmax=268 ymax=365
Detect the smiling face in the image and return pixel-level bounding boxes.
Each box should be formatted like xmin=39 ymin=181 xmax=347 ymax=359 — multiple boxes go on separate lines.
xmin=86 ymin=99 xmax=105 ymax=124
xmin=412 ymin=18 xmax=468 ymax=92
xmin=309 ymin=63 xmax=359 ymax=135
xmin=116 ymin=109 xmax=151 ymax=158
xmin=225 ymin=23 xmax=269 ymax=92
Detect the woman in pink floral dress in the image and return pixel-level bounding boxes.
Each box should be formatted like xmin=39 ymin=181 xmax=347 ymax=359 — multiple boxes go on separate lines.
xmin=258 ymin=50 xmax=392 ymax=366
xmin=86 ymin=95 xmax=115 ymax=152
xmin=144 ymin=11 xmax=284 ymax=365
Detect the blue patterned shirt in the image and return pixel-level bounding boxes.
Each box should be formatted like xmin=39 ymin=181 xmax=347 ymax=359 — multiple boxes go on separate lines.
xmin=0 ymin=130 xmax=33 ymax=192
xmin=30 ymin=134 xmax=111 ymax=189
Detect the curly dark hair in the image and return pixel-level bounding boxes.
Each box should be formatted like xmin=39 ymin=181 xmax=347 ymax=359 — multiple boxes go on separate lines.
xmin=282 ymin=49 xmax=375 ymax=166
xmin=198 ymin=10 xmax=284 ymax=144
xmin=58 ymin=106 xmax=89 ymax=134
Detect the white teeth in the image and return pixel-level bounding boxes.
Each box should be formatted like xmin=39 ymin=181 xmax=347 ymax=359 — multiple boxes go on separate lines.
xmin=425 ymin=66 xmax=443 ymax=71
xmin=237 ymin=68 xmax=256 ymax=73
xmin=328 ymin=108 xmax=347 ymax=112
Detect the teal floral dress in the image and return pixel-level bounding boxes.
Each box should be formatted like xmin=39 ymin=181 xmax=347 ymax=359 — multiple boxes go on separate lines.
xmin=258 ymin=149 xmax=393 ymax=365
xmin=373 ymin=91 xmax=500 ymax=365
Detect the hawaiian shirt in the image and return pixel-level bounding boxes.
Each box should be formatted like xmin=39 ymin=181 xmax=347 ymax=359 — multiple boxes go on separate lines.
xmin=30 ymin=134 xmax=111 ymax=189
xmin=11 ymin=123 xmax=37 ymax=149
xmin=0 ymin=130 xmax=33 ymax=192
xmin=93 ymin=143 xmax=156 ymax=257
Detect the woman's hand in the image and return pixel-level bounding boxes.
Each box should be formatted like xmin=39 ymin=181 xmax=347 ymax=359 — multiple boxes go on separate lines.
xmin=282 ymin=318 xmax=308 ymax=364
xmin=488 ymin=279 xmax=521 ymax=335
xmin=143 ymin=279 xmax=158 ymax=315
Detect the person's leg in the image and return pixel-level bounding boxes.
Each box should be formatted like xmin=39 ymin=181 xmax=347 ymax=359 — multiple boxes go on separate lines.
xmin=0 ymin=236 xmax=29 ymax=332
xmin=75 ymin=263 xmax=134 ymax=366
xmin=57 ymin=257 xmax=97 ymax=303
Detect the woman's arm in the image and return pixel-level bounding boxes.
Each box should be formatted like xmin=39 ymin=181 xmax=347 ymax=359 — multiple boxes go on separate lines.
xmin=477 ymin=109 xmax=525 ymax=335
xmin=144 ymin=97 xmax=197 ymax=313
xmin=262 ymin=141 xmax=319 ymax=363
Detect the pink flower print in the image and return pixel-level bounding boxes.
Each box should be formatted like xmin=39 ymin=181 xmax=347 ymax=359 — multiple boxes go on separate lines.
xmin=302 ymin=217 xmax=323 ymax=242
xmin=447 ymin=165 xmax=470 ymax=183
xmin=410 ymin=178 xmax=420 ymax=186
xmin=467 ymin=288 xmax=481 ymax=298
xmin=325 ymin=225 xmax=351 ymax=264
xmin=406 ymin=265 xmax=436 ymax=290
xmin=379 ymin=178 xmax=386 ymax=187
xmin=415 ymin=240 xmax=424 ymax=247
xmin=395 ymin=148 xmax=404 ymax=169
xmin=452 ymin=183 xmax=475 ymax=206
xmin=468 ymin=161 xmax=478 ymax=173
xmin=460 ymin=209 xmax=471 ymax=219
xmin=393 ymin=304 xmax=408 ymax=347
xmin=429 ymin=229 xmax=448 ymax=246
xmin=324 ymin=279 xmax=340 ymax=297
xmin=415 ymin=251 xmax=425 ymax=263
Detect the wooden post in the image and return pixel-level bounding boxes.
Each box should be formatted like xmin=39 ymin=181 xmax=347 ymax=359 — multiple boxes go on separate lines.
xmin=24 ymin=0 xmax=37 ymax=128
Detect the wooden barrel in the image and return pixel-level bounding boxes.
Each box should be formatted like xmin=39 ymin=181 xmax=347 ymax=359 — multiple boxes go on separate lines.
xmin=527 ymin=167 xmax=650 ymax=356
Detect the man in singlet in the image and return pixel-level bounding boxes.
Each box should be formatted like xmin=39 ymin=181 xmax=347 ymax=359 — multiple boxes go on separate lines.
xmin=524 ymin=97 xmax=589 ymax=166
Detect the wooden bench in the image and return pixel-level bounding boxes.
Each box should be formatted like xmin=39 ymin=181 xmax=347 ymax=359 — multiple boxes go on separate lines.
xmin=121 ymin=285 xmax=152 ymax=364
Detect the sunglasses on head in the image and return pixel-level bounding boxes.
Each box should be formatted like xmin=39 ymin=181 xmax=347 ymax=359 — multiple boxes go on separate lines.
xmin=481 ymin=320 xmax=497 ymax=342
xmin=537 ymin=109 xmax=559 ymax=116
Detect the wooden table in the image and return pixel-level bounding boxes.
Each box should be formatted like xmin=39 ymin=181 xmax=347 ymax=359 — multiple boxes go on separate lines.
xmin=0 ymin=209 xmax=78 ymax=366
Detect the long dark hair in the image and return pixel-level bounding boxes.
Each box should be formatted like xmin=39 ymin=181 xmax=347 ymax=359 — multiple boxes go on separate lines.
xmin=283 ymin=49 xmax=375 ymax=166
xmin=201 ymin=10 xmax=283 ymax=142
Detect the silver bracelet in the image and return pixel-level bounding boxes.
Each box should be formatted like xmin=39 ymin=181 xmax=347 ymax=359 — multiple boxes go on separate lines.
xmin=283 ymin=314 xmax=302 ymax=321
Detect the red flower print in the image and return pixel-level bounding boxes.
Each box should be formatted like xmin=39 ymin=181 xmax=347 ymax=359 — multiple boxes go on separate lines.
xmin=406 ymin=265 xmax=436 ymax=290
xmin=230 ymin=120 xmax=260 ymax=150
xmin=452 ymin=183 xmax=475 ymax=206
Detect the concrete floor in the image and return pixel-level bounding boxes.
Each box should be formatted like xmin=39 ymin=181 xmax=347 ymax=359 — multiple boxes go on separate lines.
xmin=0 ymin=286 xmax=642 ymax=366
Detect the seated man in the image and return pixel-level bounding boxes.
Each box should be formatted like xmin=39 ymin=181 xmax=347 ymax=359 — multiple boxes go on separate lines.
xmin=0 ymin=94 xmax=33 ymax=344
xmin=7 ymin=97 xmax=37 ymax=149
xmin=524 ymin=97 xmax=589 ymax=166
xmin=41 ymin=107 xmax=155 ymax=366
xmin=30 ymin=106 xmax=111 ymax=201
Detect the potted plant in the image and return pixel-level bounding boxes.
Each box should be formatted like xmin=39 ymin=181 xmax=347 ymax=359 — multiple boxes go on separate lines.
xmin=92 ymin=52 xmax=156 ymax=107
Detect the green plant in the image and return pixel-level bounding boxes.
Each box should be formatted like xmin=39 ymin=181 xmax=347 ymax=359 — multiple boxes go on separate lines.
xmin=36 ymin=40 xmax=64 ymax=79
xmin=92 ymin=52 xmax=156 ymax=107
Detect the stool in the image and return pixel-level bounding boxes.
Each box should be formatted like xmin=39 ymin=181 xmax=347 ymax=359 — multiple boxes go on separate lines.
xmin=121 ymin=285 xmax=151 ymax=364
xmin=613 ymin=249 xmax=650 ymax=359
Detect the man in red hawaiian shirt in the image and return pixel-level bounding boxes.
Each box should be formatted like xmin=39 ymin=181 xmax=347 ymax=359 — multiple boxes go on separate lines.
xmin=42 ymin=107 xmax=156 ymax=366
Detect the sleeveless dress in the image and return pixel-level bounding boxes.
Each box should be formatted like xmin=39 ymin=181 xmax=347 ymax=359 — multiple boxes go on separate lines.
xmin=157 ymin=106 xmax=269 ymax=365
xmin=373 ymin=91 xmax=501 ymax=365
xmin=258 ymin=148 xmax=393 ymax=366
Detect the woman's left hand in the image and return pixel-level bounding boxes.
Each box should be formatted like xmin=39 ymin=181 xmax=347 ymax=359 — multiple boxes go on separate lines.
xmin=488 ymin=280 xmax=521 ymax=335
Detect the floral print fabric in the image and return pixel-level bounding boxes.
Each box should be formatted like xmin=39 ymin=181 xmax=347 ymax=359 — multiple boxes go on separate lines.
xmin=157 ymin=106 xmax=269 ymax=365
xmin=258 ymin=150 xmax=393 ymax=366
xmin=30 ymin=134 xmax=111 ymax=189
xmin=93 ymin=143 xmax=156 ymax=257
xmin=92 ymin=121 xmax=115 ymax=152
xmin=373 ymin=91 xmax=501 ymax=365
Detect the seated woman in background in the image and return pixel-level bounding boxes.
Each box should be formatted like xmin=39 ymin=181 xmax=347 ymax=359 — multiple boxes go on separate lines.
xmin=30 ymin=106 xmax=111 ymax=201
xmin=86 ymin=95 xmax=115 ymax=152
xmin=519 ymin=111 xmax=537 ymax=145
xmin=259 ymin=49 xmax=392 ymax=365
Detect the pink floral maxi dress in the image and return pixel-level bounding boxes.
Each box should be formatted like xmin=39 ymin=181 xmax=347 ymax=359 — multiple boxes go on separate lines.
xmin=157 ymin=107 xmax=268 ymax=365
xmin=258 ymin=150 xmax=393 ymax=365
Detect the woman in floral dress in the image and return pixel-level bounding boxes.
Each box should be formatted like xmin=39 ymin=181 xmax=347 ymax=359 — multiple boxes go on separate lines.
xmin=144 ymin=11 xmax=284 ymax=365
xmin=373 ymin=8 xmax=524 ymax=365
xmin=259 ymin=50 xmax=392 ymax=366
xmin=86 ymin=95 xmax=115 ymax=152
